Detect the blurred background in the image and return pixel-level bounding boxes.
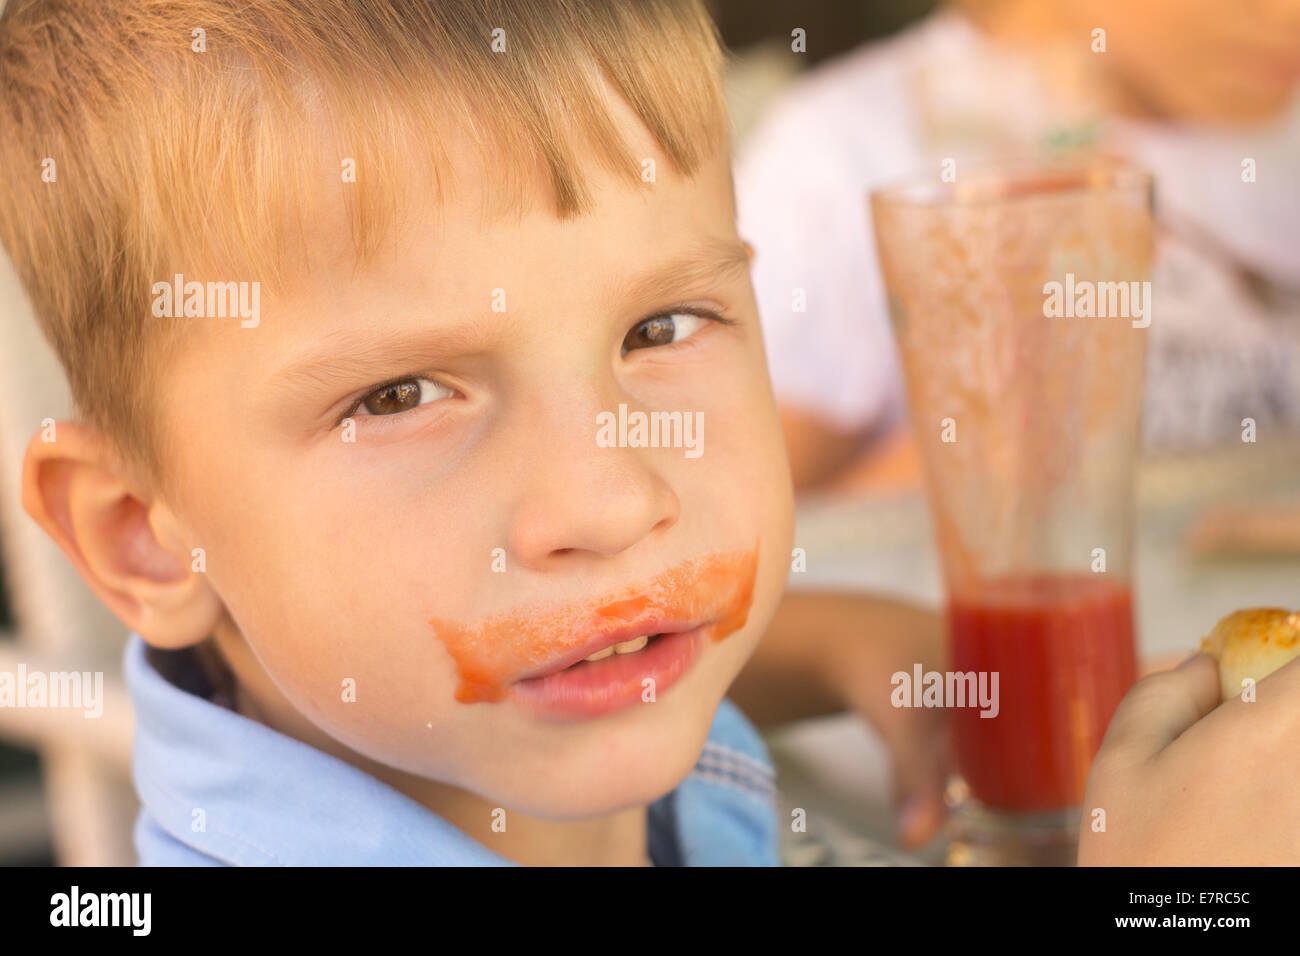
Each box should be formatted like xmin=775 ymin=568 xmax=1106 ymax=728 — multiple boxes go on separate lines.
xmin=1 ymin=0 xmax=1297 ymax=865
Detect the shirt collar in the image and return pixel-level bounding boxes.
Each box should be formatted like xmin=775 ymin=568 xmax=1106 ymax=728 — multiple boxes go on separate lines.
xmin=124 ymin=634 xmax=779 ymax=865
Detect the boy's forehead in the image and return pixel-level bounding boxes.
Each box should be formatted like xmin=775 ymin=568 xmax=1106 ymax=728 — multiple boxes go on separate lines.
xmin=287 ymin=85 xmax=736 ymax=288
xmin=287 ymin=161 xmax=742 ymax=315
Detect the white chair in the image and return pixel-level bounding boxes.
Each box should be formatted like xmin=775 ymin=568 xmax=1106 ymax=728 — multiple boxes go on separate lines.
xmin=0 ymin=248 xmax=137 ymax=865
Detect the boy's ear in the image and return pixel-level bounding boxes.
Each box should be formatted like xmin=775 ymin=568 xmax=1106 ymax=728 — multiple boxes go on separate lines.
xmin=20 ymin=421 xmax=221 ymax=649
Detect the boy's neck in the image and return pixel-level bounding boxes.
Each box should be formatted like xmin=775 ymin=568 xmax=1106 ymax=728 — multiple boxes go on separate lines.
xmin=199 ymin=622 xmax=653 ymax=866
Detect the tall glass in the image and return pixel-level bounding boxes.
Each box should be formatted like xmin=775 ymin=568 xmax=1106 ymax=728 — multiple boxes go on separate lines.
xmin=870 ymin=162 xmax=1153 ymax=864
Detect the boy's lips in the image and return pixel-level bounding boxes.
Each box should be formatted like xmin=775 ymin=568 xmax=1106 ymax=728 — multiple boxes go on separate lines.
xmin=512 ymin=617 xmax=702 ymax=683
xmin=509 ymin=628 xmax=707 ymax=720
xmin=429 ymin=544 xmax=759 ymax=709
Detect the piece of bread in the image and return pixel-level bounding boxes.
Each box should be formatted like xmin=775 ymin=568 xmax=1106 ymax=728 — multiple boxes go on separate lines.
xmin=1200 ymin=608 xmax=1300 ymax=702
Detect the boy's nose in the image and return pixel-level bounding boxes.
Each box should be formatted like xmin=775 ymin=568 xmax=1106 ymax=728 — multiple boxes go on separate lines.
xmin=506 ymin=406 xmax=680 ymax=569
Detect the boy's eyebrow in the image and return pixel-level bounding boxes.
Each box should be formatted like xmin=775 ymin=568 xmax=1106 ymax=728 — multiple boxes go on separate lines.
xmin=618 ymin=238 xmax=753 ymax=305
xmin=266 ymin=323 xmax=493 ymax=399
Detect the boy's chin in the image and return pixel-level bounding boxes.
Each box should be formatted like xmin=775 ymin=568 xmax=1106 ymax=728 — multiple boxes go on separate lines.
xmin=509 ymin=753 xmax=706 ymax=822
xmin=488 ymin=704 xmax=721 ymax=820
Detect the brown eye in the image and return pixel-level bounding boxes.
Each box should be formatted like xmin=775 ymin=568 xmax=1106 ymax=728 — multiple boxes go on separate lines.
xmin=357 ymin=377 xmax=450 ymax=416
xmin=622 ymin=313 xmax=708 ymax=354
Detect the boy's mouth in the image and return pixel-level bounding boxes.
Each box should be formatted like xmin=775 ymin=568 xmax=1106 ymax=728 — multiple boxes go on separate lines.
xmin=429 ymin=543 xmax=759 ymax=715
xmin=509 ymin=628 xmax=707 ymax=720
xmin=513 ymin=620 xmax=696 ymax=682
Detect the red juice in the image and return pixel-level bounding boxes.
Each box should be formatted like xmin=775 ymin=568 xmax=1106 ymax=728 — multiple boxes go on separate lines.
xmin=948 ymin=574 xmax=1137 ymax=812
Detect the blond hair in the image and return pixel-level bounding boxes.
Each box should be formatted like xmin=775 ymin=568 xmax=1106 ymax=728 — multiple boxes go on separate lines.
xmin=0 ymin=0 xmax=728 ymax=476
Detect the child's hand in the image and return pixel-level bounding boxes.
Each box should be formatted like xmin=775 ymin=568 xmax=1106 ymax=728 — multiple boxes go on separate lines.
xmin=827 ymin=599 xmax=950 ymax=849
xmin=732 ymin=591 xmax=950 ymax=849
xmin=1078 ymin=652 xmax=1300 ymax=865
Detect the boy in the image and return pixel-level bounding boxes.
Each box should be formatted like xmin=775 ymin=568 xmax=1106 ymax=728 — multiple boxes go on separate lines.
xmin=1 ymin=0 xmax=1286 ymax=866
xmin=0 ymin=0 xmax=949 ymax=865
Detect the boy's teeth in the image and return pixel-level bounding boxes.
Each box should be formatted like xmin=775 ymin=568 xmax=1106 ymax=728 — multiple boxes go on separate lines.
xmin=583 ymin=635 xmax=652 ymax=662
xmin=613 ymin=635 xmax=649 ymax=655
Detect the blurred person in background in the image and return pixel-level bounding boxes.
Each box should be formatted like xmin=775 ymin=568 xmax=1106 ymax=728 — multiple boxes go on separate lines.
xmin=734 ymin=0 xmax=1300 ymax=490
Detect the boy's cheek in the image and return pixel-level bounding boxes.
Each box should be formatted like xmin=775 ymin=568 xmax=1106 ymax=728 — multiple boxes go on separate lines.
xmin=207 ymin=543 xmax=469 ymax=727
xmin=260 ymin=626 xmax=474 ymax=766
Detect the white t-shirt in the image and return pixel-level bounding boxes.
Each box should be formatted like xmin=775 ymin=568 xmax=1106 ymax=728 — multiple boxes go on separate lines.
xmin=734 ymin=11 xmax=1300 ymax=449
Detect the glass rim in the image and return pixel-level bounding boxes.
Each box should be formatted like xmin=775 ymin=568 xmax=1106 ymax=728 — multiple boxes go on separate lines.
xmin=869 ymin=157 xmax=1154 ymax=209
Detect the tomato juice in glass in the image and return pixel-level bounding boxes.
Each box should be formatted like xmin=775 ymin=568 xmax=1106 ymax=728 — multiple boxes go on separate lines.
xmin=949 ymin=574 xmax=1136 ymax=811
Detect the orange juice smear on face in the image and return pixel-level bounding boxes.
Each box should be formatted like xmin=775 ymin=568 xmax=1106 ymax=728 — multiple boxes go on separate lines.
xmin=431 ymin=545 xmax=759 ymax=703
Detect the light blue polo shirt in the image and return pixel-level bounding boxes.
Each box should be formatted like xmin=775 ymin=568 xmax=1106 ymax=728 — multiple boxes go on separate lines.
xmin=123 ymin=634 xmax=781 ymax=866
